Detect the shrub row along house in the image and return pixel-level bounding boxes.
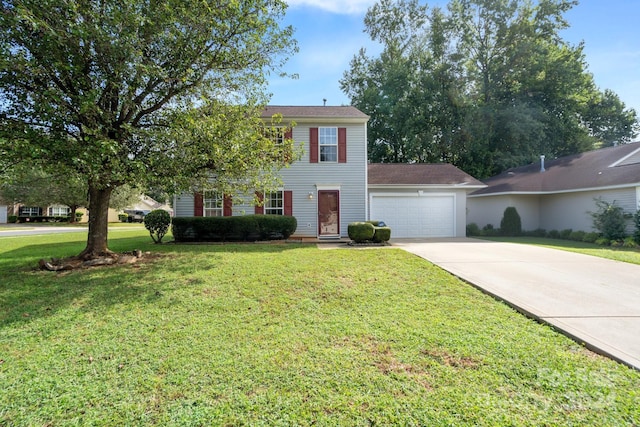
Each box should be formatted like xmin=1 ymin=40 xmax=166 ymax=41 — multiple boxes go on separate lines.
xmin=173 ymin=106 xmax=484 ymax=239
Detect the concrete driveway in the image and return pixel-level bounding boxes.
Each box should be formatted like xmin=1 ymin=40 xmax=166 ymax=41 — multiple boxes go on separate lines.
xmin=392 ymin=238 xmax=640 ymax=370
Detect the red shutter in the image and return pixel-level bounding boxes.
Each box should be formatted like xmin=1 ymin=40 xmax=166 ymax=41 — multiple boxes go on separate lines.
xmin=309 ymin=127 xmax=319 ymax=163
xmin=284 ymin=190 xmax=293 ymax=216
xmin=223 ymin=195 xmax=233 ymax=216
xmin=284 ymin=128 xmax=293 ymax=163
xmin=194 ymin=192 xmax=203 ymax=216
xmin=255 ymin=192 xmax=264 ymax=214
xmin=338 ymin=127 xmax=347 ymax=163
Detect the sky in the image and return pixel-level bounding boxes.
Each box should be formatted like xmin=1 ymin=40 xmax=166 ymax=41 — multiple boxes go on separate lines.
xmin=267 ymin=0 xmax=640 ymax=114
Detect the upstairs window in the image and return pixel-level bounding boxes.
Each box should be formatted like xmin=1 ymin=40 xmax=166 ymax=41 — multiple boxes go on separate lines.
xmin=319 ymin=127 xmax=337 ymax=162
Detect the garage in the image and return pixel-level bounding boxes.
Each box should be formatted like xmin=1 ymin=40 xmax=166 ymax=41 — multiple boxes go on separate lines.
xmin=0 ymin=205 xmax=6 ymax=224
xmin=370 ymin=194 xmax=455 ymax=238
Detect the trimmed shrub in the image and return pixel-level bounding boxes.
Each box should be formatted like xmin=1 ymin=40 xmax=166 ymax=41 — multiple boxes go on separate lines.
xmin=500 ymin=207 xmax=522 ymax=236
xmin=75 ymin=212 xmax=84 ymax=221
xmin=623 ymin=237 xmax=637 ymax=248
xmin=560 ymin=229 xmax=573 ymax=240
xmin=466 ymin=223 xmax=481 ymax=236
xmin=547 ymin=229 xmax=560 ymax=239
xmin=634 ymin=210 xmax=640 ymax=243
xmin=348 ymin=222 xmax=375 ymax=243
xmin=144 ymin=210 xmax=172 ymax=243
xmin=7 ymin=215 xmax=18 ymax=223
xmin=171 ymin=215 xmax=296 ymax=242
xmin=569 ymin=230 xmax=586 ymax=242
xmin=523 ymin=228 xmax=546 ymax=238
xmin=372 ymin=226 xmax=391 ymax=243
xmin=118 ymin=213 xmax=128 ymax=222
xmin=595 ymin=237 xmax=610 ymax=246
xmin=582 ymin=232 xmax=600 ymax=243
xmin=482 ymin=223 xmax=500 ymax=236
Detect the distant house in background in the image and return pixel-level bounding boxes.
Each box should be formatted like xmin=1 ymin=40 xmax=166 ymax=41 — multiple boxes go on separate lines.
xmin=467 ymin=142 xmax=640 ymax=233
xmin=368 ymin=164 xmax=485 ymax=238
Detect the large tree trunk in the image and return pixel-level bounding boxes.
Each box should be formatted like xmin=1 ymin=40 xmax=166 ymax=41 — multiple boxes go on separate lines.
xmin=78 ymin=185 xmax=114 ymax=260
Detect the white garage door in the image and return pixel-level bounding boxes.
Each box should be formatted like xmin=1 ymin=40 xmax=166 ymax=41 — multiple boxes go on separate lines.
xmin=0 ymin=206 xmax=6 ymax=224
xmin=370 ymin=194 xmax=455 ymax=238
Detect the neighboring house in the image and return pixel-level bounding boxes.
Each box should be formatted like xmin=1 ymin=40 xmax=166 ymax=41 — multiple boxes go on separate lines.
xmin=467 ymin=142 xmax=640 ymax=233
xmin=173 ymin=105 xmax=370 ymax=239
xmin=368 ymin=164 xmax=486 ymax=238
xmin=127 ymin=195 xmax=174 ymax=216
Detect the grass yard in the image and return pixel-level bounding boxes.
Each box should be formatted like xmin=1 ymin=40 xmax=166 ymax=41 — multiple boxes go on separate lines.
xmin=481 ymin=236 xmax=640 ymax=266
xmin=1 ymin=230 xmax=639 ymax=426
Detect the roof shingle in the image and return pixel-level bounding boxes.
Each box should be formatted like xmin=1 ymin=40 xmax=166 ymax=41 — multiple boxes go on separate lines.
xmin=472 ymin=142 xmax=640 ymax=195
xmin=368 ymin=163 xmax=485 ymax=187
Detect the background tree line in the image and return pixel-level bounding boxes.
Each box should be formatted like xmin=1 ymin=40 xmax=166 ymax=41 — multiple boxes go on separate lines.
xmin=340 ymin=0 xmax=639 ymax=178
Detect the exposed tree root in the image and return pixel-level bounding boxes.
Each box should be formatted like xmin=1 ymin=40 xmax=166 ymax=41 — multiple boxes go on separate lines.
xmin=39 ymin=250 xmax=144 ymax=271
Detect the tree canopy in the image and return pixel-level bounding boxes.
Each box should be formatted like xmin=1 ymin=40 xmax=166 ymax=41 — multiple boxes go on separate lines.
xmin=341 ymin=0 xmax=639 ymax=178
xmin=0 ymin=0 xmax=297 ymax=259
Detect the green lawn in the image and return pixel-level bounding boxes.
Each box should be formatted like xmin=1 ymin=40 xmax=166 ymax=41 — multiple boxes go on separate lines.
xmin=1 ymin=230 xmax=639 ymax=425
xmin=480 ymin=236 xmax=640 ymax=265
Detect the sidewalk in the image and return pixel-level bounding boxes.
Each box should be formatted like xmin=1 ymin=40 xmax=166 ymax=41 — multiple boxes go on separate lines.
xmin=393 ymin=238 xmax=640 ymax=370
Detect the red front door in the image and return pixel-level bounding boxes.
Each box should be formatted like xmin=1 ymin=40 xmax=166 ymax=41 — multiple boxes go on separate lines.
xmin=318 ymin=190 xmax=339 ymax=236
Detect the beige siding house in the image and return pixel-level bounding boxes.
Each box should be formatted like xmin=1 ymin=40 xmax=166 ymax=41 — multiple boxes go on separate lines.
xmin=467 ymin=142 xmax=640 ymax=233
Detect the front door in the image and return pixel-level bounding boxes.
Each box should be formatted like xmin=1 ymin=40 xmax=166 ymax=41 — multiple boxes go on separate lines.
xmin=318 ymin=190 xmax=340 ymax=236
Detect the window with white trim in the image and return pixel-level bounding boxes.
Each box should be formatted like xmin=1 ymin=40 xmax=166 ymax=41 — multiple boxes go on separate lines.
xmin=19 ymin=207 xmax=40 ymax=217
xmin=203 ymin=191 xmax=224 ymax=217
xmin=319 ymin=127 xmax=337 ymax=162
xmin=48 ymin=205 xmax=71 ymax=216
xmin=265 ymin=127 xmax=284 ymax=145
xmin=265 ymin=191 xmax=284 ymax=215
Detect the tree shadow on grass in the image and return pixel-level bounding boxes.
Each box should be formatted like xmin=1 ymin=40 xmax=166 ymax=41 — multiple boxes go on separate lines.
xmin=0 ymin=238 xmax=315 ymax=329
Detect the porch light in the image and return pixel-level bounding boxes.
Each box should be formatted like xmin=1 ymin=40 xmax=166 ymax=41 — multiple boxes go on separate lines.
xmin=308 ymin=192 xmax=314 ymax=200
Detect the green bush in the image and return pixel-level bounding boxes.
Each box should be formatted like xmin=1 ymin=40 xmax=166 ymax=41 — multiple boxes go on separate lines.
xmin=547 ymin=230 xmax=559 ymax=239
xmin=144 ymin=210 xmax=172 ymax=243
xmin=582 ymin=232 xmax=599 ymax=243
xmin=634 ymin=210 xmax=640 ymax=243
xmin=482 ymin=224 xmax=500 ymax=236
xmin=372 ymin=227 xmax=391 ymax=243
xmin=466 ymin=223 xmax=481 ymax=236
xmin=171 ymin=215 xmax=297 ymax=242
xmin=560 ymin=229 xmax=573 ymax=240
xmin=590 ymin=198 xmax=628 ymax=241
xmin=118 ymin=213 xmax=128 ymax=222
xmin=595 ymin=237 xmax=611 ymax=246
xmin=75 ymin=212 xmax=84 ymax=221
xmin=7 ymin=215 xmax=18 ymax=223
xmin=523 ymin=228 xmax=546 ymax=237
xmin=348 ymin=222 xmax=375 ymax=243
xmin=500 ymin=207 xmax=522 ymax=236
xmin=623 ymin=237 xmax=637 ymax=248
xmin=569 ymin=230 xmax=586 ymax=241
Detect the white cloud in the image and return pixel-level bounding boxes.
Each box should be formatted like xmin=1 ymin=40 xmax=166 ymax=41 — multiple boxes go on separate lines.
xmin=286 ymin=0 xmax=376 ymax=14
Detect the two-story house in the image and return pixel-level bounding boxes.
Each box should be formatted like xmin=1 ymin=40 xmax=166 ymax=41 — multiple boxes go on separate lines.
xmin=173 ymin=105 xmax=370 ymax=239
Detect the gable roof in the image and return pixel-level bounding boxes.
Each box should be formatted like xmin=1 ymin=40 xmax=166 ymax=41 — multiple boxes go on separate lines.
xmin=471 ymin=142 xmax=640 ymax=196
xmin=262 ymin=105 xmax=369 ymax=123
xmin=368 ymin=163 xmax=485 ymax=188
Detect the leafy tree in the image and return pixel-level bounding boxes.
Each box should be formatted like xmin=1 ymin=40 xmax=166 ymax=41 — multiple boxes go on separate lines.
xmin=0 ymin=0 xmax=296 ymax=259
xmin=0 ymin=165 xmax=141 ymax=222
xmin=342 ymin=0 xmax=638 ymax=177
